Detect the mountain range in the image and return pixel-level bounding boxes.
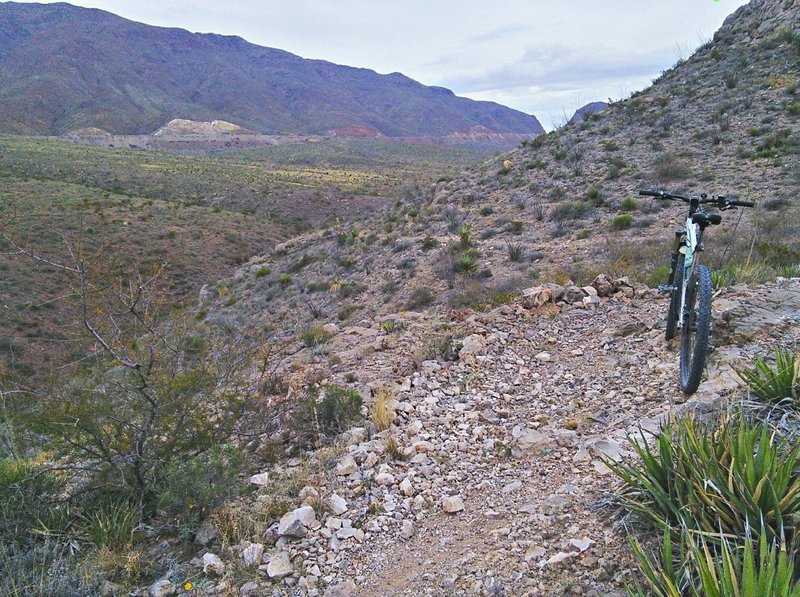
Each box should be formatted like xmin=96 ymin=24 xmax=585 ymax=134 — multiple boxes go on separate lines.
xmin=0 ymin=2 xmax=545 ymax=138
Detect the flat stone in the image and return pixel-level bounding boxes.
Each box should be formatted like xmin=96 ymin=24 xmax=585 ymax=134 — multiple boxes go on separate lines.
xmin=241 ymin=543 xmax=264 ymax=568
xmin=442 ymin=495 xmax=465 ymax=513
xmin=249 ymin=472 xmax=269 ymax=486
xmin=148 ymin=579 xmax=176 ymax=597
xmin=278 ymin=505 xmax=318 ymax=538
xmin=202 ymin=553 xmax=225 ymax=576
xmin=329 ymin=493 xmax=348 ymax=515
xmin=267 ymin=552 xmax=293 ymax=579
xmin=336 ymin=454 xmax=358 ymax=476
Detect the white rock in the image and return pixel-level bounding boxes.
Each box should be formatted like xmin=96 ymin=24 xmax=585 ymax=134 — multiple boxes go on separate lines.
xmin=241 ymin=543 xmax=264 ymax=568
xmin=570 ymin=537 xmax=594 ymax=552
xmin=202 ymin=552 xmax=225 ymax=576
xmin=534 ymin=351 xmax=552 ymax=362
xmin=267 ymin=552 xmax=293 ymax=578
xmin=299 ymin=485 xmax=320 ymax=505
xmin=399 ymin=477 xmax=415 ymax=496
xmin=278 ymin=505 xmax=319 ymax=537
xmin=375 ymin=472 xmax=395 ymax=485
xmin=539 ymin=551 xmax=578 ymax=568
xmin=502 ymin=481 xmax=522 ymax=493
xmin=148 ymin=579 xmax=176 ymax=597
xmin=336 ymin=454 xmax=358 ymax=476
xmin=329 ymin=493 xmax=348 ymax=515
xmin=249 ymin=472 xmax=269 ymax=486
xmin=400 ymin=520 xmax=415 ymax=539
xmin=442 ymin=495 xmax=465 ymax=513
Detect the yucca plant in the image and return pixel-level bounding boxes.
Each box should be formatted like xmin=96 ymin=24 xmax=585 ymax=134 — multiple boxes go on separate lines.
xmin=609 ymin=414 xmax=800 ymax=550
xmin=736 ymin=348 xmax=799 ymax=405
xmin=628 ymin=528 xmax=800 ymax=597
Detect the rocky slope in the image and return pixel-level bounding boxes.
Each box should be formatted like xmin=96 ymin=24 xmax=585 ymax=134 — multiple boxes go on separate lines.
xmin=171 ymin=1 xmax=800 ymax=594
xmin=0 ymin=3 xmax=544 ymax=138
xmin=202 ymin=0 xmax=799 ymax=346
xmin=152 ymin=276 xmax=799 ymax=596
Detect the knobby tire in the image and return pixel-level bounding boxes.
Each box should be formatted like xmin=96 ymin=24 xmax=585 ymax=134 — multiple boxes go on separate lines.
xmin=679 ymin=264 xmax=711 ymax=394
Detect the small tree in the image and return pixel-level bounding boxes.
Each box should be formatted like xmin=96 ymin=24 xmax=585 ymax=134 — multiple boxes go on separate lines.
xmin=1 ymin=230 xmax=260 ymax=507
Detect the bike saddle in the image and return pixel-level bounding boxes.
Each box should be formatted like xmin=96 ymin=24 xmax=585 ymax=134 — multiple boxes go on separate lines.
xmin=691 ymin=212 xmax=722 ymax=226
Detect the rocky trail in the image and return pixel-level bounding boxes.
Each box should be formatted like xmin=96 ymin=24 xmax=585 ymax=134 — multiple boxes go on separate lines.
xmin=188 ymin=278 xmax=800 ymax=597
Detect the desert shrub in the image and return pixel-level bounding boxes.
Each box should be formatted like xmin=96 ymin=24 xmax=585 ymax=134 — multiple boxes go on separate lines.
xmin=156 ymin=444 xmax=243 ymax=537
xmin=753 ymin=128 xmax=798 ymax=158
xmin=336 ymin=304 xmax=360 ymax=321
xmin=586 ymin=186 xmax=603 ymax=205
xmin=337 ymin=281 xmax=366 ymax=298
xmin=306 ymin=280 xmax=331 ymax=292
xmin=301 ymin=323 xmax=333 ymax=347
xmin=315 ymin=384 xmax=363 ymax=435
xmin=457 ymin=224 xmax=475 ymax=249
xmin=0 ymin=540 xmax=93 ymax=596
xmin=420 ymin=236 xmax=439 ymax=251
xmin=278 ymin=273 xmax=292 ymax=286
xmin=479 ymin=227 xmax=499 ymax=240
xmin=407 ymin=287 xmax=434 ymax=309
xmin=506 ymin=240 xmax=526 ymax=262
xmin=479 ymin=206 xmax=494 ymax=216
xmin=576 ymin=228 xmax=591 ymax=240
xmin=0 ymin=459 xmax=66 ymax=542
xmin=735 ymin=348 xmax=799 ymax=405
xmin=601 ymin=139 xmax=619 ymax=151
xmin=508 ymin=220 xmax=524 ymax=234
xmin=607 ymin=164 xmax=621 ymax=179
xmin=654 ymin=152 xmax=691 ymax=181
xmin=550 ymin=201 xmax=590 ymax=222
xmin=619 ymin=197 xmax=639 ymax=212
xmin=611 ymin=214 xmax=633 ymax=230
xmin=288 ymin=253 xmax=314 ymax=272
xmin=255 ymin=266 xmax=271 ymax=278
xmin=644 ymin=263 xmax=671 ymax=288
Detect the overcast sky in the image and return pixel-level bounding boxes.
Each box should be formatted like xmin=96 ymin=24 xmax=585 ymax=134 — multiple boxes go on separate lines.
xmin=38 ymin=0 xmax=750 ymax=129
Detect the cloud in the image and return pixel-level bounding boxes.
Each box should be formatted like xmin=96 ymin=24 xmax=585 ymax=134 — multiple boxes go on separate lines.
xmin=445 ymin=42 xmax=676 ymax=94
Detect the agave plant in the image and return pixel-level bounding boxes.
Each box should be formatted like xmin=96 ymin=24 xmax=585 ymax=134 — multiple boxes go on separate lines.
xmin=609 ymin=414 xmax=800 ymax=550
xmin=628 ymin=528 xmax=800 ymax=597
xmin=736 ymin=348 xmax=799 ymax=406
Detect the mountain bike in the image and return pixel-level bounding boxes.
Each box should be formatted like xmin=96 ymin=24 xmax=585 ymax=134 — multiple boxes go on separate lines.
xmin=639 ymin=189 xmax=754 ymax=394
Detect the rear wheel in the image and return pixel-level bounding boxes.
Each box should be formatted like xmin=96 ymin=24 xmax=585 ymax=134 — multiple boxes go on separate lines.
xmin=679 ymin=264 xmax=711 ymax=394
xmin=665 ymin=253 xmax=684 ymax=341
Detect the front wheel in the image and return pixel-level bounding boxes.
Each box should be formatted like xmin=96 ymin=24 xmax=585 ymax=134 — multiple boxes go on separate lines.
xmin=679 ymin=264 xmax=711 ymax=394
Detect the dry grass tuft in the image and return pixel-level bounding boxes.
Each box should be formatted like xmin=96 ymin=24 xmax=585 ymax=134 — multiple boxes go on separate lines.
xmin=372 ymin=386 xmax=395 ymax=431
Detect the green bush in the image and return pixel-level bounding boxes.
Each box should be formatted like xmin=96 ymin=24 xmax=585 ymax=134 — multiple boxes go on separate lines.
xmin=619 ymin=197 xmax=639 ymax=212
xmin=0 ymin=459 xmax=66 ymax=542
xmin=736 ymin=348 xmax=798 ymax=405
xmin=278 ymin=273 xmax=292 ymax=286
xmin=316 ymin=384 xmax=363 ymax=435
xmin=611 ymin=214 xmax=633 ymax=230
xmin=301 ymin=324 xmax=334 ymax=347
xmin=407 ymin=287 xmax=434 ymax=309
xmin=479 ymin=206 xmax=494 ymax=216
xmin=156 ymin=444 xmax=244 ymax=538
xmin=420 ymin=236 xmax=439 ymax=251
xmin=587 ymin=186 xmax=603 ymax=206
xmin=255 ymin=266 xmax=271 ymax=278
xmin=550 ymin=201 xmax=590 ymax=222
xmin=453 ymin=254 xmax=479 ymax=277
xmin=654 ymin=153 xmax=691 ymax=181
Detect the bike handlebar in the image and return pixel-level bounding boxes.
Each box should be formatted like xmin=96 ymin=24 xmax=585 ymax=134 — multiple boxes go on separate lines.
xmin=639 ymin=189 xmax=755 ymax=209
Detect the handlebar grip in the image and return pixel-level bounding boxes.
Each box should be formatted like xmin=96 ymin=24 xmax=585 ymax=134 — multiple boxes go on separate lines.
xmin=733 ymin=200 xmax=755 ymax=208
xmin=639 ymin=190 xmax=663 ymax=197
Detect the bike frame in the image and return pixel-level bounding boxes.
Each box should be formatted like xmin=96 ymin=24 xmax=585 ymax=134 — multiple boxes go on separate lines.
xmin=676 ymin=196 xmax=704 ymax=330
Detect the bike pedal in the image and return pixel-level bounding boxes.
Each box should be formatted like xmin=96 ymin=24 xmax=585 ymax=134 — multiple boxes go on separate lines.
xmin=657 ymin=284 xmax=673 ymax=293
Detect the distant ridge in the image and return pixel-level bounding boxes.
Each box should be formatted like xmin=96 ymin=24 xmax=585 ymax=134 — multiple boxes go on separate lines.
xmin=0 ymin=2 xmax=545 ymax=139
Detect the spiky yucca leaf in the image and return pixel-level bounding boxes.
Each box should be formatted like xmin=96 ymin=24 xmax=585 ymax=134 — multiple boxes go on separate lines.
xmin=609 ymin=414 xmax=800 ymax=550
xmin=628 ymin=528 xmax=800 ymax=597
xmin=736 ymin=348 xmax=799 ymax=405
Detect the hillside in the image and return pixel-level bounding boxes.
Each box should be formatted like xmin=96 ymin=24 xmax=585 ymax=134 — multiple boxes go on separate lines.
xmin=3 ymin=1 xmax=800 ymax=595
xmin=0 ymin=2 xmax=544 ymax=138
xmin=207 ymin=0 xmax=800 ymax=340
